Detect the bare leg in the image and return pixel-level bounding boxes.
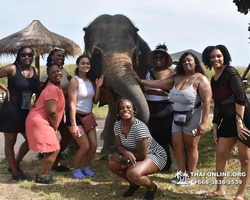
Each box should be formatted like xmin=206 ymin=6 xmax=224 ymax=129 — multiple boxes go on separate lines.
xmin=172 ymin=131 xmax=186 ymax=172
xmin=71 ymin=126 xmax=90 ymax=170
xmin=214 ymin=137 xmax=236 ymax=195
xmin=235 ymin=141 xmax=250 ymax=199
xmin=38 ymin=150 xmax=59 ymax=177
xmin=82 ymin=128 xmax=97 ymax=169
xmin=126 ymin=158 xmax=159 ymax=190
xmin=183 ymin=133 xmax=201 ymax=178
xmin=4 ymin=133 xmax=18 ymax=176
xmin=53 ymin=121 xmax=72 ymax=166
xmin=15 ymin=132 xmax=29 ymax=167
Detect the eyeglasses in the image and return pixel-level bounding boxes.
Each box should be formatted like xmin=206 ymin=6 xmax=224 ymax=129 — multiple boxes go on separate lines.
xmin=154 ymin=55 xmax=164 ymax=60
xmin=52 ymin=47 xmax=65 ymax=53
xmin=20 ymin=53 xmax=33 ymax=58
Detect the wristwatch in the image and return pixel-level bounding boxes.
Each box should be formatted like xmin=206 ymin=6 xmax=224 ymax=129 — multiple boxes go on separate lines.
xmin=118 ymin=155 xmax=123 ymax=162
xmin=235 ymin=118 xmax=242 ymax=123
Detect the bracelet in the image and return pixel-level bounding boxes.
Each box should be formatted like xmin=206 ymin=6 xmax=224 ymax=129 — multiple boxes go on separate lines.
xmin=118 ymin=154 xmax=123 ymax=162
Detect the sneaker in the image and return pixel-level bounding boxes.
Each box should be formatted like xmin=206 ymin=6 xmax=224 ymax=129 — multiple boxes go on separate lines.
xmin=12 ymin=172 xmax=28 ymax=182
xmin=35 ymin=174 xmax=56 ymax=184
xmin=177 ymin=178 xmax=196 ymax=187
xmin=170 ymin=176 xmax=180 ymax=183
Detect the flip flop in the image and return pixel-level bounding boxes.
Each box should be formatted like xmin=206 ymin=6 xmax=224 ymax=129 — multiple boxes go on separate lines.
xmin=203 ymin=191 xmax=225 ymax=199
xmin=72 ymin=169 xmax=85 ymax=179
xmin=234 ymin=196 xmax=244 ymax=200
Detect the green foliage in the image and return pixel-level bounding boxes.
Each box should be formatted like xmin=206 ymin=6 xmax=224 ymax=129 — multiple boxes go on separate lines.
xmin=233 ymin=0 xmax=250 ymax=15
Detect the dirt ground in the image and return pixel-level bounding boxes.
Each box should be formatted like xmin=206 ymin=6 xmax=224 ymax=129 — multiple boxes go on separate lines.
xmin=0 ymin=119 xmax=105 ymax=200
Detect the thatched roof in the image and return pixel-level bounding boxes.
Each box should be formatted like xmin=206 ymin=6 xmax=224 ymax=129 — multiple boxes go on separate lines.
xmin=0 ymin=20 xmax=82 ymax=57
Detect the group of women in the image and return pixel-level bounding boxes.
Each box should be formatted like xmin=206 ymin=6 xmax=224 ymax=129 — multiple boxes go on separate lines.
xmin=0 ymin=46 xmax=103 ymax=184
xmin=129 ymin=44 xmax=250 ymax=200
xmin=0 ymin=43 xmax=249 ymax=200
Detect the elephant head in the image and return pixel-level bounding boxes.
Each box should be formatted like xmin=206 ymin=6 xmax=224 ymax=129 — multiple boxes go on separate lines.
xmin=83 ymin=14 xmax=151 ymax=153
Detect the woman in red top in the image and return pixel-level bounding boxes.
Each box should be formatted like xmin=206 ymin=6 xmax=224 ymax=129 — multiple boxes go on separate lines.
xmin=26 ymin=63 xmax=65 ymax=184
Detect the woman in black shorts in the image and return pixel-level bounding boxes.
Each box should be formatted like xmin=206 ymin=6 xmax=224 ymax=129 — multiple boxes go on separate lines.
xmin=202 ymin=45 xmax=250 ymax=200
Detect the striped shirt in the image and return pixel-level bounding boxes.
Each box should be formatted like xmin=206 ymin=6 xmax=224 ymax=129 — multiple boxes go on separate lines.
xmin=114 ymin=118 xmax=167 ymax=170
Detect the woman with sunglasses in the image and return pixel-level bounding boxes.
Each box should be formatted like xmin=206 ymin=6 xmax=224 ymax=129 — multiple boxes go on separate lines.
xmin=40 ymin=47 xmax=72 ymax=172
xmin=144 ymin=43 xmax=175 ymax=170
xmin=132 ymin=52 xmax=212 ymax=186
xmin=0 ymin=46 xmax=39 ymax=181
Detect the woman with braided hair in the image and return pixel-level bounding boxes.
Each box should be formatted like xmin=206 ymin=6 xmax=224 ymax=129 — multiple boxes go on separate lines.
xmin=26 ymin=63 xmax=65 ymax=184
xmin=40 ymin=48 xmax=72 ymax=172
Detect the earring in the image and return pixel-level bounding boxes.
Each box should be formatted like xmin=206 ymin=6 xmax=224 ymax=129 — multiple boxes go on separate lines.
xmin=117 ymin=114 xmax=119 ymax=116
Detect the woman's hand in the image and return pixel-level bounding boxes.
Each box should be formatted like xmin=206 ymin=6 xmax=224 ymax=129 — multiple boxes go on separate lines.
xmin=5 ymin=88 xmax=10 ymax=101
xmin=131 ymin=69 xmax=142 ymax=84
xmin=95 ymin=75 xmax=104 ymax=88
xmin=70 ymin=125 xmax=79 ymax=137
xmin=212 ymin=124 xmax=218 ymax=145
xmin=237 ymin=122 xmax=250 ymax=140
xmin=196 ymin=122 xmax=206 ymax=136
xmin=123 ymin=151 xmax=136 ymax=166
xmin=108 ymin=153 xmax=120 ymax=162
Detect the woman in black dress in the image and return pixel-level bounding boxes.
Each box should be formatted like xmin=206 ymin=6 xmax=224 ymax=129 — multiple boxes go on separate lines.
xmin=202 ymin=45 xmax=250 ymax=200
xmin=0 ymin=46 xmax=39 ymax=181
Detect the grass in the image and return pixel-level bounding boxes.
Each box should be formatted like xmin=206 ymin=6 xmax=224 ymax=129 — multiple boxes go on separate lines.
xmin=0 ymin=115 xmax=250 ymax=199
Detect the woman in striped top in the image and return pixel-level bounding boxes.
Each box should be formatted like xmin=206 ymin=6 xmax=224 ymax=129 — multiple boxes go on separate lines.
xmin=108 ymin=98 xmax=167 ymax=200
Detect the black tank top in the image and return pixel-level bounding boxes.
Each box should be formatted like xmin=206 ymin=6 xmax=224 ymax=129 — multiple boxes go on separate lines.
xmin=8 ymin=64 xmax=38 ymax=97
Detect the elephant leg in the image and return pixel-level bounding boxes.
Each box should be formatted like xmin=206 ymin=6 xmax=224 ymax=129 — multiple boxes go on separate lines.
xmin=101 ymin=103 xmax=117 ymax=154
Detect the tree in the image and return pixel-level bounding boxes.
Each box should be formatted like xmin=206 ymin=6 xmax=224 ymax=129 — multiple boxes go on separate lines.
xmin=233 ymin=0 xmax=250 ymax=15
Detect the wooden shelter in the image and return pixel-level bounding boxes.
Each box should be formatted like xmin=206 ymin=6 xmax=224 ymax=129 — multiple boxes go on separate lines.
xmin=0 ymin=20 xmax=82 ymax=68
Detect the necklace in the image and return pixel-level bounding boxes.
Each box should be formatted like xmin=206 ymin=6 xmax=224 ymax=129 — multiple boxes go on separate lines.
xmin=18 ymin=64 xmax=31 ymax=78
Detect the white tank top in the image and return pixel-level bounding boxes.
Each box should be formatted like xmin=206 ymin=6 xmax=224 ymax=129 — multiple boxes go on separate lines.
xmin=144 ymin=72 xmax=170 ymax=101
xmin=74 ymin=75 xmax=95 ymax=113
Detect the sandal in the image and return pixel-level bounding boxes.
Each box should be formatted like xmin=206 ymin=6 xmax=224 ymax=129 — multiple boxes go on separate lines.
xmin=82 ymin=167 xmax=95 ymax=177
xmin=203 ymin=191 xmax=225 ymax=199
xmin=52 ymin=164 xmax=70 ymax=172
xmin=72 ymin=169 xmax=85 ymax=179
xmin=234 ymin=195 xmax=244 ymax=200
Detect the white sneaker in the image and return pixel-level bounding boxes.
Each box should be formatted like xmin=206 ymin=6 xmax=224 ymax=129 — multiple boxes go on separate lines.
xmin=177 ymin=178 xmax=196 ymax=186
xmin=170 ymin=176 xmax=180 ymax=183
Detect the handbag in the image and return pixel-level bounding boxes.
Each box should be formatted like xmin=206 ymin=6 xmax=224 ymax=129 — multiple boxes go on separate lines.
xmin=149 ymin=69 xmax=173 ymax=118
xmin=77 ymin=112 xmax=98 ymax=133
xmin=236 ymin=112 xmax=250 ymax=148
xmin=173 ymin=102 xmax=201 ymax=126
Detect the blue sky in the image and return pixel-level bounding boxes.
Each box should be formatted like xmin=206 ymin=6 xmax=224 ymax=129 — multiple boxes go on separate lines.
xmin=0 ymin=0 xmax=249 ymax=67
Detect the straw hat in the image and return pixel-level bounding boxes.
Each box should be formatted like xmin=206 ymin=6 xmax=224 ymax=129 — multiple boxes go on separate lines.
xmin=147 ymin=48 xmax=172 ymax=68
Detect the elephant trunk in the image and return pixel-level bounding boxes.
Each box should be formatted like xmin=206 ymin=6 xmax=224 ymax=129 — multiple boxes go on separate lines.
xmin=102 ymin=51 xmax=149 ymax=123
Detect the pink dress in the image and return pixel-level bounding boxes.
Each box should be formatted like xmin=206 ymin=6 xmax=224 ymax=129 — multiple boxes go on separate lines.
xmin=26 ymin=83 xmax=65 ymax=153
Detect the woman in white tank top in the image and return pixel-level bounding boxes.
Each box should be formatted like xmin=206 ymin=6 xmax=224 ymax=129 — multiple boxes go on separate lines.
xmin=66 ymin=55 xmax=104 ymax=179
xmin=132 ymin=52 xmax=212 ymax=186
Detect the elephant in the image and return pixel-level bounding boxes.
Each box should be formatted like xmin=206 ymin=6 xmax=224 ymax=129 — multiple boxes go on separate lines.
xmin=83 ymin=14 xmax=152 ymax=153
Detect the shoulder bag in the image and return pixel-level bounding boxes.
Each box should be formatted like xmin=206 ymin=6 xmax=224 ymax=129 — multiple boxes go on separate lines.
xmin=173 ymin=102 xmax=201 ymax=126
xmin=77 ymin=112 xmax=98 ymax=133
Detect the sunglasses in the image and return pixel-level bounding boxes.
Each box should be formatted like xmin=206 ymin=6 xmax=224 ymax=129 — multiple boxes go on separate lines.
xmin=154 ymin=55 xmax=164 ymax=60
xmin=20 ymin=53 xmax=33 ymax=58
xmin=53 ymin=47 xmax=65 ymax=53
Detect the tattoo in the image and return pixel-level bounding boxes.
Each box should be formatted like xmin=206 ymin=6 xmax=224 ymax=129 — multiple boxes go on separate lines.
xmin=45 ymin=161 xmax=53 ymax=164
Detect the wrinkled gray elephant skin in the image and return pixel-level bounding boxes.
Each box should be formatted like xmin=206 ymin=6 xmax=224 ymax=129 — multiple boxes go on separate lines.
xmin=83 ymin=14 xmax=151 ymax=153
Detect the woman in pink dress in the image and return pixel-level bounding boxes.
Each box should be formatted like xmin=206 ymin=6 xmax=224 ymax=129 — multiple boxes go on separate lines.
xmin=26 ymin=63 xmax=65 ymax=184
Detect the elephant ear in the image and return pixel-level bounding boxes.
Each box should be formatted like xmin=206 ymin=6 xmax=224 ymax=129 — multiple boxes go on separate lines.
xmin=136 ymin=34 xmax=152 ymax=79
